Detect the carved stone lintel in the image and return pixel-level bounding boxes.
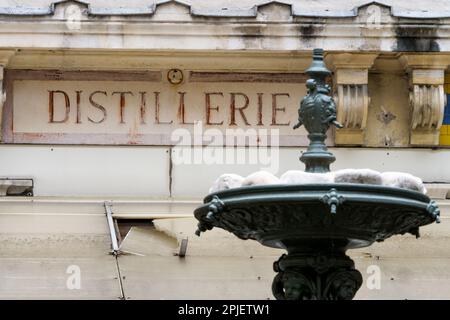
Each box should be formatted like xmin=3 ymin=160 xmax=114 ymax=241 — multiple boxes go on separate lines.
xmin=400 ymin=55 xmax=449 ymax=146
xmin=325 ymin=53 xmax=378 ymax=145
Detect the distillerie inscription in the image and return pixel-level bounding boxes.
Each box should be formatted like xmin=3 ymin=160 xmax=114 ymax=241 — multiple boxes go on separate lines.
xmin=46 ymin=89 xmax=292 ymax=127
xmin=4 ymin=74 xmax=332 ymax=145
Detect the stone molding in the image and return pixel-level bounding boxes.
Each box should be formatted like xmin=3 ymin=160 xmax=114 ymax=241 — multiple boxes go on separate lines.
xmin=0 ymin=2 xmax=449 ymax=51
xmin=0 ymin=1 xmax=449 ymax=19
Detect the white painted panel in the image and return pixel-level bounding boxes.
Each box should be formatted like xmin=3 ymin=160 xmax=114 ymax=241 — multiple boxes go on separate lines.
xmin=0 ymin=145 xmax=169 ymax=196
xmin=331 ymin=148 xmax=450 ymax=183
xmin=171 ymin=147 xmax=450 ymax=197
xmin=0 ymin=257 xmax=121 ymax=299
xmin=118 ymin=255 xmax=275 ymax=300
xmin=170 ymin=147 xmax=277 ymax=198
xmin=0 ymin=233 xmax=121 ymax=299
xmin=0 ymin=144 xmax=448 ymax=198
xmin=0 ymin=198 xmax=199 ymax=234
xmin=0 ymin=198 xmax=199 ymax=215
xmin=0 ymin=214 xmax=109 ymax=234
xmin=0 ymin=234 xmax=112 ymax=258
xmin=117 ymin=254 xmax=450 ymax=300
xmin=355 ymin=258 xmax=450 ymax=300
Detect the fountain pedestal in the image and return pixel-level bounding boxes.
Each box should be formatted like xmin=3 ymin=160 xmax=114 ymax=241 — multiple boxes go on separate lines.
xmin=272 ymin=251 xmax=362 ymax=300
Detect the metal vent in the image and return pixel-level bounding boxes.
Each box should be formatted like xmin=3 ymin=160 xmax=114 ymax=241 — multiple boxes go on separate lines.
xmin=0 ymin=178 xmax=33 ymax=196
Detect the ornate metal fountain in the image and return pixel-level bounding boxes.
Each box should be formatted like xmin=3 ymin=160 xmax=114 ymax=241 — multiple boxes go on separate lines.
xmin=194 ymin=48 xmax=440 ymax=300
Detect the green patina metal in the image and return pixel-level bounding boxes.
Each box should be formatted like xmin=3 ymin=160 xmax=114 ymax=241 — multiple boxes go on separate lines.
xmin=194 ymin=48 xmax=440 ymax=300
xmin=293 ymin=48 xmax=343 ymax=173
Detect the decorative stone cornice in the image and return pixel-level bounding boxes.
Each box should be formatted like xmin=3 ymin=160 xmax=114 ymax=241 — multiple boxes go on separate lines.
xmin=0 ymin=2 xmax=449 ymax=52
xmin=1 ymin=1 xmax=450 ymax=19
xmin=401 ymin=54 xmax=449 ymax=146
xmin=325 ymin=53 xmax=378 ymax=145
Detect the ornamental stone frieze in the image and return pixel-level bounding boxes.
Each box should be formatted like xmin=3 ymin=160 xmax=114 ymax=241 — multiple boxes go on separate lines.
xmin=400 ymin=55 xmax=450 ymax=146
xmin=325 ymin=53 xmax=378 ymax=145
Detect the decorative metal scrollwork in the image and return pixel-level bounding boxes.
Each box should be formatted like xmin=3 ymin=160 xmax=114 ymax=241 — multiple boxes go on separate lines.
xmin=195 ymin=196 xmax=225 ymax=236
xmin=426 ymin=200 xmax=441 ymax=223
xmin=272 ymin=252 xmax=362 ymax=300
xmin=205 ymin=196 xmax=225 ymax=221
xmin=321 ymin=188 xmax=345 ymax=214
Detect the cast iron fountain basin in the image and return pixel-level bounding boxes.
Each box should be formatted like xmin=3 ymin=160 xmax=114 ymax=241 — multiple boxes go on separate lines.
xmin=194 ymin=183 xmax=439 ymax=300
xmin=195 ymin=183 xmax=438 ymax=252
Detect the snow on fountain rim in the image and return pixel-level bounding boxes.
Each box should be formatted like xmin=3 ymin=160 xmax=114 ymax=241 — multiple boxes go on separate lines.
xmin=209 ymin=169 xmax=427 ymax=195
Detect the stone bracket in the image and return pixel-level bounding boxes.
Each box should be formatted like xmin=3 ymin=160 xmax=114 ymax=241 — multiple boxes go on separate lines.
xmin=400 ymin=54 xmax=450 ymax=146
xmin=410 ymin=81 xmax=445 ymax=127
xmin=325 ymin=53 xmax=378 ymax=145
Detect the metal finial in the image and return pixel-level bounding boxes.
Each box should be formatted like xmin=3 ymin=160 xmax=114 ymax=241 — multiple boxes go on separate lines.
xmin=293 ymin=48 xmax=343 ymax=173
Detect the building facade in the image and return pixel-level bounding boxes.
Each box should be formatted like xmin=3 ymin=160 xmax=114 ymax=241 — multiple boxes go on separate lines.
xmin=0 ymin=0 xmax=449 ymax=299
